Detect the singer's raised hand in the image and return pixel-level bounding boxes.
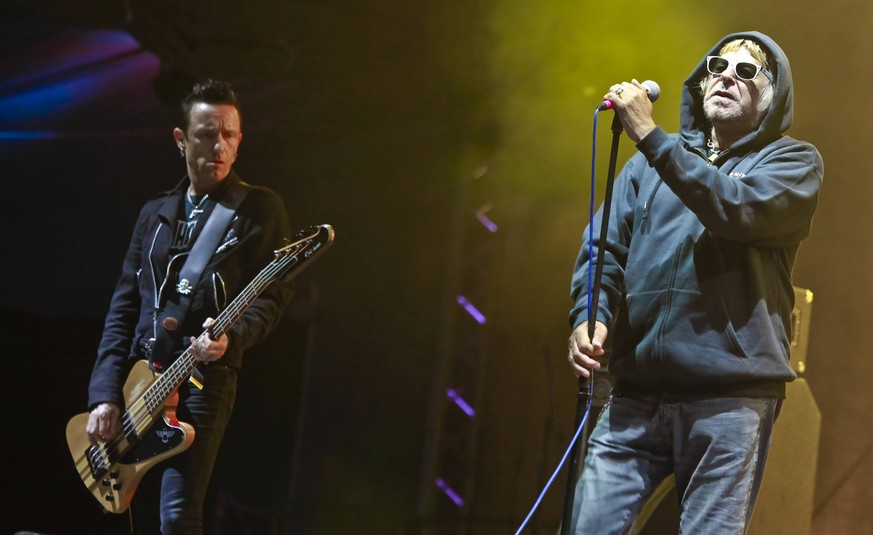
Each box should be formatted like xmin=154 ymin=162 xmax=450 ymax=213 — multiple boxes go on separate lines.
xmin=605 ymin=79 xmax=657 ymax=143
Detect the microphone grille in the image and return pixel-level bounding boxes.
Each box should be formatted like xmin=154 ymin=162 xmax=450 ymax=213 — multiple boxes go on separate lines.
xmin=642 ymin=80 xmax=661 ymax=103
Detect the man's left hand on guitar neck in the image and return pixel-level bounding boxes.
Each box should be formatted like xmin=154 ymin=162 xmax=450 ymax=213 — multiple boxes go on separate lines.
xmin=189 ymin=317 xmax=229 ymax=363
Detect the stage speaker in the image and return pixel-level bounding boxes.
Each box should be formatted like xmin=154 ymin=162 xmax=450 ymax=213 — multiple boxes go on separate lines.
xmin=748 ymin=377 xmax=820 ymax=534
xmin=629 ymin=378 xmax=821 ymax=535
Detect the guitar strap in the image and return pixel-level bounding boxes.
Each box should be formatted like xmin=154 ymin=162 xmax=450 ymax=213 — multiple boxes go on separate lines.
xmin=148 ymin=179 xmax=250 ymax=375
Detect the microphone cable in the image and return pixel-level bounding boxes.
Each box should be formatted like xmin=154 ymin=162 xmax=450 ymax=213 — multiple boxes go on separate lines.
xmin=513 ymin=108 xmax=604 ymax=534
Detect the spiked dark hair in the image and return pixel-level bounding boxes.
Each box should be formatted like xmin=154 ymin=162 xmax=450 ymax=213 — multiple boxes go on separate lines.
xmin=180 ymin=79 xmax=241 ymax=132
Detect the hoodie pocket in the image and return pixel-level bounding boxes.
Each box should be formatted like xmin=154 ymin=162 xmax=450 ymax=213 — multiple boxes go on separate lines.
xmin=626 ymin=290 xmax=751 ymax=373
xmin=717 ymin=296 xmax=749 ymax=359
xmin=626 ymin=291 xmax=664 ymax=335
xmin=662 ymin=292 xmax=749 ymax=354
xmin=625 ymin=291 xmax=666 ymax=357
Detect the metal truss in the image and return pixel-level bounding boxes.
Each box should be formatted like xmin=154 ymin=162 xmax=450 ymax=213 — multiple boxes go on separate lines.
xmin=418 ymin=162 xmax=500 ymax=534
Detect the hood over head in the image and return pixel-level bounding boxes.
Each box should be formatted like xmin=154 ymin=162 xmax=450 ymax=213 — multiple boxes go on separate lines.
xmin=680 ymin=31 xmax=793 ymax=152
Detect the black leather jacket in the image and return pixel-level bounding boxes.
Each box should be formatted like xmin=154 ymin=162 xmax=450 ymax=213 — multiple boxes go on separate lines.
xmin=88 ymin=172 xmax=294 ymax=409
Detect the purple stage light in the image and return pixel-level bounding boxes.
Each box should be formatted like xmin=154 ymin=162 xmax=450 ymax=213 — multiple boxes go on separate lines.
xmin=435 ymin=478 xmax=465 ymax=507
xmin=446 ymin=388 xmax=476 ymax=417
xmin=456 ymin=295 xmax=486 ymax=324
xmin=475 ymin=211 xmax=498 ymax=233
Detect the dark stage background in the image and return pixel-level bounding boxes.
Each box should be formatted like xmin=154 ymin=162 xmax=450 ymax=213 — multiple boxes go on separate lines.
xmin=2 ymin=2 xmax=872 ymax=534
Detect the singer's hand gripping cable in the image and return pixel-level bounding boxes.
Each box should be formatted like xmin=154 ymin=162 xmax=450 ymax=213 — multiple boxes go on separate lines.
xmin=513 ymin=109 xmax=603 ymax=534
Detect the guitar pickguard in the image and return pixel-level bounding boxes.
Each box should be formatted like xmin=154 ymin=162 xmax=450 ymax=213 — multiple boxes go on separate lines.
xmin=120 ymin=416 xmax=188 ymax=464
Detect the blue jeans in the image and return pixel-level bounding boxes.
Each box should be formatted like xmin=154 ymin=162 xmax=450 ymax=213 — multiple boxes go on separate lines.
xmin=570 ymin=393 xmax=778 ymax=535
xmin=131 ymin=364 xmax=238 ymax=535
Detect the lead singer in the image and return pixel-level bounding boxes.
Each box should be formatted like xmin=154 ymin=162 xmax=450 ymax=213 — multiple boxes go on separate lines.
xmin=566 ymin=32 xmax=822 ymax=534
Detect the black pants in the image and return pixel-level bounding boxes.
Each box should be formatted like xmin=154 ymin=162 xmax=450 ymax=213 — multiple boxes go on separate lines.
xmin=131 ymin=364 xmax=238 ymax=535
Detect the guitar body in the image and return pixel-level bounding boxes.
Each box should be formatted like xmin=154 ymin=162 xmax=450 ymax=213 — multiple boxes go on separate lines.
xmin=65 ymin=360 xmax=195 ymax=513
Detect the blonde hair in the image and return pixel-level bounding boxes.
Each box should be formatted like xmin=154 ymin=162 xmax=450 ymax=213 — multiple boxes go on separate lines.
xmin=699 ymin=39 xmax=774 ymax=112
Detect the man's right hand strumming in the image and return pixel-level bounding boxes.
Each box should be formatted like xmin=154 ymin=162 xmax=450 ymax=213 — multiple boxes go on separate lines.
xmin=86 ymin=402 xmax=121 ymax=444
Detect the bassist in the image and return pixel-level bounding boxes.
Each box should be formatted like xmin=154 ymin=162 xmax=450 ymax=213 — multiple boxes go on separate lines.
xmin=85 ymin=79 xmax=294 ymax=534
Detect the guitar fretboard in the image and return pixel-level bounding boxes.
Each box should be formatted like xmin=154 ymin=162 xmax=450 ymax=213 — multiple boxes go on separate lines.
xmin=118 ymin=227 xmax=329 ymax=442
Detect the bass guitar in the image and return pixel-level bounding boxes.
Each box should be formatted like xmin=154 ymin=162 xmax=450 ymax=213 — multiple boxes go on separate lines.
xmin=65 ymin=224 xmax=334 ymax=513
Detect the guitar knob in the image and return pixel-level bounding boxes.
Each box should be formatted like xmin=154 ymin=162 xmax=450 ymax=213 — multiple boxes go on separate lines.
xmin=102 ymin=479 xmax=111 ymax=486
xmin=112 ymin=483 xmax=122 ymax=490
xmin=104 ymin=494 xmax=115 ymax=501
xmin=110 ymin=471 xmax=119 ymax=478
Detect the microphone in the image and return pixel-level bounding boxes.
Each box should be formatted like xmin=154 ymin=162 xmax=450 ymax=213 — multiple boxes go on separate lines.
xmin=596 ymin=80 xmax=661 ymax=111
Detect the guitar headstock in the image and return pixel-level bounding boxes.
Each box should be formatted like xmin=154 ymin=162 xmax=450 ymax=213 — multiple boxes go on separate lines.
xmin=273 ymin=224 xmax=335 ymax=263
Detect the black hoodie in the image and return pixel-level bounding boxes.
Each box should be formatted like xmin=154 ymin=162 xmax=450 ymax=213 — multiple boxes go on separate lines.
xmin=569 ymin=31 xmax=823 ymax=398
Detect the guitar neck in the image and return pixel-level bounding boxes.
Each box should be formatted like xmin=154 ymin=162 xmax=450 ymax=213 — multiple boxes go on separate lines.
xmin=209 ymin=259 xmax=288 ymax=340
xmin=140 ymin=225 xmax=331 ymax=412
xmin=147 ymin=257 xmax=292 ymax=404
